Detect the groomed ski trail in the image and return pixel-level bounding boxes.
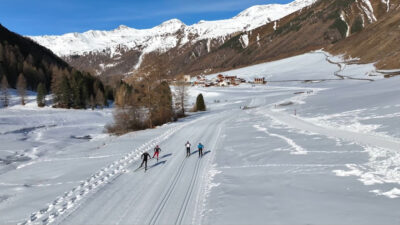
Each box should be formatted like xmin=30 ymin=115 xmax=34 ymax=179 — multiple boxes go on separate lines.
xmin=55 ymin=110 xmax=231 ymax=225
xmin=19 ymin=114 xmax=212 ymax=225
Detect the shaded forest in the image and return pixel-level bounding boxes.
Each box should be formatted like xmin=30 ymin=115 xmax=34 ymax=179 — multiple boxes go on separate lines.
xmin=0 ymin=24 xmax=112 ymax=109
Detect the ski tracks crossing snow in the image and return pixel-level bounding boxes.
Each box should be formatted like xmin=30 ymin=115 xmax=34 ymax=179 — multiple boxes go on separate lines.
xmin=19 ymin=115 xmax=211 ymax=225
xmin=148 ymin=113 xmax=230 ymax=225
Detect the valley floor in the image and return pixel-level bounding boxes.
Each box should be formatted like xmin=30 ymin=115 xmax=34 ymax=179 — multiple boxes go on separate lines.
xmin=1 ymin=53 xmax=400 ymax=224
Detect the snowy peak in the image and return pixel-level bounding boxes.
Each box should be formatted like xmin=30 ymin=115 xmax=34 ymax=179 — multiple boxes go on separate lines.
xmin=116 ymin=25 xmax=130 ymax=30
xmin=29 ymin=0 xmax=316 ymax=57
xmin=235 ymin=0 xmax=316 ymax=18
xmin=152 ymin=19 xmax=186 ymax=34
xmin=158 ymin=19 xmax=186 ymax=29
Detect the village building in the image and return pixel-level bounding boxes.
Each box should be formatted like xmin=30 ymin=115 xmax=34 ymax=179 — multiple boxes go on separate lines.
xmin=254 ymin=77 xmax=266 ymax=84
xmin=183 ymin=75 xmax=191 ymax=83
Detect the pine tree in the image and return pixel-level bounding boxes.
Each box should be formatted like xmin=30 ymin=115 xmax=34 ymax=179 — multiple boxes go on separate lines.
xmin=59 ymin=76 xmax=72 ymax=108
xmin=1 ymin=75 xmax=9 ymax=107
xmin=195 ymin=93 xmax=206 ymax=111
xmin=0 ymin=44 xmax=4 ymax=62
xmin=36 ymin=83 xmax=46 ymax=107
xmin=17 ymin=73 xmax=27 ymax=105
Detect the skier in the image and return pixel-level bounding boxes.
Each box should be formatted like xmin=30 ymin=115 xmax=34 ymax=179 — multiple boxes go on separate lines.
xmin=198 ymin=142 xmax=204 ymax=157
xmin=153 ymin=145 xmax=161 ymax=161
xmin=140 ymin=152 xmax=152 ymax=170
xmin=185 ymin=141 xmax=191 ymax=157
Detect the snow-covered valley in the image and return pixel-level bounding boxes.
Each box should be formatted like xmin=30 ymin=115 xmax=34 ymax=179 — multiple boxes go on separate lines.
xmin=1 ymin=52 xmax=400 ymax=224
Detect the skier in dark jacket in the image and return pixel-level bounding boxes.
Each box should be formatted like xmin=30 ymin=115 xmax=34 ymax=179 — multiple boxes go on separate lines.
xmin=153 ymin=145 xmax=161 ymax=161
xmin=185 ymin=141 xmax=191 ymax=157
xmin=198 ymin=143 xmax=204 ymax=157
xmin=140 ymin=152 xmax=152 ymax=170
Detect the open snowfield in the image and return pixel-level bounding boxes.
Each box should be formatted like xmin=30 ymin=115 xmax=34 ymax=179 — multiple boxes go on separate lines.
xmin=1 ymin=52 xmax=400 ymax=224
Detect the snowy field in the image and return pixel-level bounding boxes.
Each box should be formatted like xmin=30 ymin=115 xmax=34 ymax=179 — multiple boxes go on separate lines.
xmin=1 ymin=52 xmax=400 ymax=224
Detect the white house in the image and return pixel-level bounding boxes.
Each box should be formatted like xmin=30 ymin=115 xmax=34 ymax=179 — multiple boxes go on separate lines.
xmin=183 ymin=75 xmax=191 ymax=83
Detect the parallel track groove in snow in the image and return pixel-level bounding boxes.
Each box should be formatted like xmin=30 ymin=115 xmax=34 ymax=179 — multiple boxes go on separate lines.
xmin=148 ymin=158 xmax=187 ymax=225
xmin=20 ymin=115 xmax=210 ymax=225
xmin=175 ymin=157 xmax=201 ymax=225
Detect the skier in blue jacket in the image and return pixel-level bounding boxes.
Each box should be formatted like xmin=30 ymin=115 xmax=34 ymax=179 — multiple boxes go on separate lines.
xmin=198 ymin=142 xmax=204 ymax=157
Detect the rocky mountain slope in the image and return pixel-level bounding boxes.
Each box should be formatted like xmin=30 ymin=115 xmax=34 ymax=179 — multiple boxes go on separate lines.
xmin=29 ymin=0 xmax=400 ymax=79
xmin=328 ymin=0 xmax=400 ymax=70
xmin=28 ymin=0 xmax=317 ymax=77
xmin=136 ymin=0 xmax=400 ymax=77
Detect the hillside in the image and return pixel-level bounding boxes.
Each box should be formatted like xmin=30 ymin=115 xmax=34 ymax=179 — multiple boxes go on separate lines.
xmin=28 ymin=0 xmax=317 ymax=77
xmin=0 ymin=24 xmax=110 ymax=109
xmin=327 ymin=0 xmax=400 ymax=70
xmin=27 ymin=0 xmax=400 ymax=79
xmin=159 ymin=0 xmax=400 ymax=76
xmin=0 ymin=24 xmax=69 ymax=90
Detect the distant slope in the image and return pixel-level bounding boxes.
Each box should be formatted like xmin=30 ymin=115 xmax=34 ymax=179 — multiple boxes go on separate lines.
xmin=0 ymin=24 xmax=110 ymax=109
xmin=27 ymin=0 xmax=400 ymax=79
xmin=328 ymin=1 xmax=400 ymax=70
xmin=28 ymin=0 xmax=316 ymax=77
xmin=0 ymin=24 xmax=69 ymax=90
xmin=154 ymin=0 xmax=400 ymax=75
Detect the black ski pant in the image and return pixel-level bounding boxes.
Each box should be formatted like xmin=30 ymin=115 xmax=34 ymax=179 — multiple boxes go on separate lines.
xmin=186 ymin=147 xmax=190 ymax=156
xmin=140 ymin=160 xmax=148 ymax=169
xmin=198 ymin=148 xmax=203 ymax=157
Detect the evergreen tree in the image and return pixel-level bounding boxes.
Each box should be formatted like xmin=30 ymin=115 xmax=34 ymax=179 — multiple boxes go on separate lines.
xmin=36 ymin=83 xmax=46 ymax=107
xmin=16 ymin=73 xmax=27 ymax=105
xmin=59 ymin=76 xmax=71 ymax=108
xmin=195 ymin=93 xmax=206 ymax=111
xmin=1 ymin=75 xmax=9 ymax=107
xmin=0 ymin=44 xmax=4 ymax=62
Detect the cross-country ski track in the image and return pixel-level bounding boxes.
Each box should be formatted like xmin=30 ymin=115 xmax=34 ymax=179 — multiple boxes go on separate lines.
xmin=46 ymin=111 xmax=230 ymax=225
xmin=4 ymin=52 xmax=400 ymax=224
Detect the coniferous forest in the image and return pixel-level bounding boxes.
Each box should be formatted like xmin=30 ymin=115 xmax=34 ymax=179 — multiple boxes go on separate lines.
xmin=0 ymin=24 xmax=112 ymax=109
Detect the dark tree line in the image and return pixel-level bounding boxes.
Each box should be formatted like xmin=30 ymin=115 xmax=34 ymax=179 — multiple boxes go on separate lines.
xmin=50 ymin=67 xmax=112 ymax=109
xmin=0 ymin=24 xmax=112 ymax=109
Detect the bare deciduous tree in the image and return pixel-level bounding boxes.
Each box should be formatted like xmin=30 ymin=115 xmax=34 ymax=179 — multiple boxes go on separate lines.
xmin=1 ymin=75 xmax=9 ymax=107
xmin=17 ymin=73 xmax=27 ymax=105
xmin=95 ymin=89 xmax=105 ymax=109
xmin=174 ymin=81 xmax=188 ymax=117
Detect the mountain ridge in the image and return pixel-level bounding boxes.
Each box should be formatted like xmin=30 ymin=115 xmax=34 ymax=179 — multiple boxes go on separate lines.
xmin=28 ymin=0 xmax=400 ymax=79
xmin=28 ymin=0 xmax=317 ymax=77
xmin=30 ymin=0 xmax=316 ymax=57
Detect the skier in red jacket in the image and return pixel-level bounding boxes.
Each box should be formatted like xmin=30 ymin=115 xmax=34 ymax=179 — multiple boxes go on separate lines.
xmin=153 ymin=145 xmax=161 ymax=161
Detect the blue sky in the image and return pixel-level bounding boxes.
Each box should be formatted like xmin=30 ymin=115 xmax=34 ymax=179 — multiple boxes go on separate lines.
xmin=0 ymin=0 xmax=291 ymax=36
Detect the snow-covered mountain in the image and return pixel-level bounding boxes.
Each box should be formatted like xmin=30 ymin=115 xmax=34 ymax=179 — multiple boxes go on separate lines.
xmin=29 ymin=0 xmax=316 ymax=58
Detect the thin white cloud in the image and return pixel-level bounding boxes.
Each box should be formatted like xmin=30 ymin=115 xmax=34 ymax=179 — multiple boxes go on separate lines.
xmin=95 ymin=0 xmax=274 ymax=22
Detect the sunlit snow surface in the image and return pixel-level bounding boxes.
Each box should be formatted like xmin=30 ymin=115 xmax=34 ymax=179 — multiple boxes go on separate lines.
xmin=1 ymin=52 xmax=400 ymax=224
